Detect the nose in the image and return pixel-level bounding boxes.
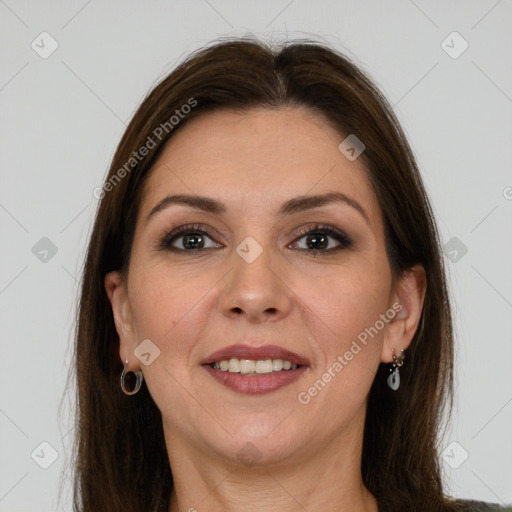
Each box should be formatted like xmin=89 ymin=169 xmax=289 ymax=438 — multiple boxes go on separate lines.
xmin=219 ymin=239 xmax=293 ymax=323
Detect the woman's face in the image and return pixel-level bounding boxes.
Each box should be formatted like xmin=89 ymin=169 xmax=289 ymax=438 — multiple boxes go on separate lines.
xmin=106 ymin=106 xmax=423 ymax=467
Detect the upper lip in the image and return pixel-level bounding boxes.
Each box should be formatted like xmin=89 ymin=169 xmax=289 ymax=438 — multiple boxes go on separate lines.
xmin=202 ymin=344 xmax=309 ymax=366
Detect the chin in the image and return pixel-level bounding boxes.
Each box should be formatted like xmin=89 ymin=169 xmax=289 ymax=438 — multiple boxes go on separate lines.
xmin=201 ymin=420 xmax=309 ymax=467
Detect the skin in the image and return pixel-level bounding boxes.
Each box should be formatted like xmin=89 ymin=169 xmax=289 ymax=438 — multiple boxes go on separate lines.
xmin=105 ymin=106 xmax=426 ymax=512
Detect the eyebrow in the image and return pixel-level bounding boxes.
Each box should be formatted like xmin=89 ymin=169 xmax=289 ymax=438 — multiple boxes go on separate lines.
xmin=145 ymin=192 xmax=370 ymax=226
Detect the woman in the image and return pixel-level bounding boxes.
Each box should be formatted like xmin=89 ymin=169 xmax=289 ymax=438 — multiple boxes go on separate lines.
xmin=69 ymin=37 xmax=510 ymax=511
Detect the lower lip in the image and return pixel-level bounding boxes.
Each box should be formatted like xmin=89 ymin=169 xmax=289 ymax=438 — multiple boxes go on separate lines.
xmin=202 ymin=364 xmax=307 ymax=394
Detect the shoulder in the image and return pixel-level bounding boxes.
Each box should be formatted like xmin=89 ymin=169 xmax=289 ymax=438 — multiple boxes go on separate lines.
xmin=451 ymin=499 xmax=512 ymax=511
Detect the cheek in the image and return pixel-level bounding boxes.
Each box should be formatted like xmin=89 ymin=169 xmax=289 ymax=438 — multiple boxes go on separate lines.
xmin=127 ymin=268 xmax=214 ymax=418
xmin=128 ymin=267 xmax=210 ymax=354
xmin=293 ymin=269 xmax=390 ymax=423
xmin=296 ymin=263 xmax=391 ymax=361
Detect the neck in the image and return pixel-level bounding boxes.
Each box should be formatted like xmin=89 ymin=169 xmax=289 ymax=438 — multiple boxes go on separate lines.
xmin=168 ymin=473 xmax=377 ymax=512
xmin=165 ymin=406 xmax=378 ymax=512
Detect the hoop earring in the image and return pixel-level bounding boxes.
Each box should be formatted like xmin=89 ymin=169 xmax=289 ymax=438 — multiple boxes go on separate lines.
xmin=387 ymin=348 xmax=405 ymax=391
xmin=120 ymin=362 xmax=143 ymax=395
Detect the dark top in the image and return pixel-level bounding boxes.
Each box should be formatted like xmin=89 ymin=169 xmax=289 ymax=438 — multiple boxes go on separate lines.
xmin=454 ymin=499 xmax=512 ymax=511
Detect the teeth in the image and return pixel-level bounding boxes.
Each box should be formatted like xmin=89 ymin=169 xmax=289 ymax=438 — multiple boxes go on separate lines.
xmin=228 ymin=358 xmax=240 ymax=373
xmin=240 ymin=359 xmax=255 ymax=374
xmin=272 ymin=359 xmax=284 ymax=371
xmin=211 ymin=357 xmax=298 ymax=374
xmin=256 ymin=360 xmax=273 ymax=373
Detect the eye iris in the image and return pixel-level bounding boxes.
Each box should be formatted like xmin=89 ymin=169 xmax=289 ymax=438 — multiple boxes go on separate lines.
xmin=306 ymin=233 xmax=328 ymax=250
xmin=183 ymin=233 xmax=204 ymax=250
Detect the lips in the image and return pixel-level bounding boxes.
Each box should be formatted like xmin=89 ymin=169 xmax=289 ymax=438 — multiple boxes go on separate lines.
xmin=201 ymin=344 xmax=309 ymax=367
xmin=201 ymin=344 xmax=309 ymax=395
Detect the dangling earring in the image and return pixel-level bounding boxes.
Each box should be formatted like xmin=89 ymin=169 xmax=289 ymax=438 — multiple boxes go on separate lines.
xmin=120 ymin=359 xmax=144 ymax=395
xmin=387 ymin=348 xmax=405 ymax=391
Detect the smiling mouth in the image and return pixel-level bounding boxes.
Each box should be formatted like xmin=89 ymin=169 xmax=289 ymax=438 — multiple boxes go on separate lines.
xmin=201 ymin=343 xmax=308 ymax=394
xmin=209 ymin=357 xmax=299 ymax=375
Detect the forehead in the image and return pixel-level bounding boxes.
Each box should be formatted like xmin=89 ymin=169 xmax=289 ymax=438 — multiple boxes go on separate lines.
xmin=140 ymin=106 xmax=381 ymax=226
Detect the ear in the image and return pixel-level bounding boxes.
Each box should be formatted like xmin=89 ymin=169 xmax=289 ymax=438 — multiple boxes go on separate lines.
xmin=104 ymin=271 xmax=139 ymax=370
xmin=381 ymin=264 xmax=426 ymax=363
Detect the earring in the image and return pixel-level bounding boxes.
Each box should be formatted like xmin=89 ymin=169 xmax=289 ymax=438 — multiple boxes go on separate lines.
xmin=387 ymin=348 xmax=405 ymax=391
xmin=120 ymin=360 xmax=144 ymax=395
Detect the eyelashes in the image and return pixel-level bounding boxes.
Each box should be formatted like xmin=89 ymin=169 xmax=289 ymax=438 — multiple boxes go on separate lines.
xmin=157 ymin=224 xmax=222 ymax=253
xmin=156 ymin=223 xmax=353 ymax=255
xmin=158 ymin=224 xmax=222 ymax=253
xmin=292 ymin=224 xmax=353 ymax=252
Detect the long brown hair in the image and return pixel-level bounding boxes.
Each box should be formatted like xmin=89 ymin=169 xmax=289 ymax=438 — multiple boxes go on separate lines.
xmin=67 ymin=36 xmax=459 ymax=511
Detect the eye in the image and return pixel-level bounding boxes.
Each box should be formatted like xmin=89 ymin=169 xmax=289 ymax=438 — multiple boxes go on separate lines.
xmin=290 ymin=224 xmax=353 ymax=253
xmin=158 ymin=224 xmax=222 ymax=252
xmin=156 ymin=223 xmax=352 ymax=254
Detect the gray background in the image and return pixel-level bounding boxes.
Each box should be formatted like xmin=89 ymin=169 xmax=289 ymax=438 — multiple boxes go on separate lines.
xmin=1 ymin=1 xmax=511 ymax=510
